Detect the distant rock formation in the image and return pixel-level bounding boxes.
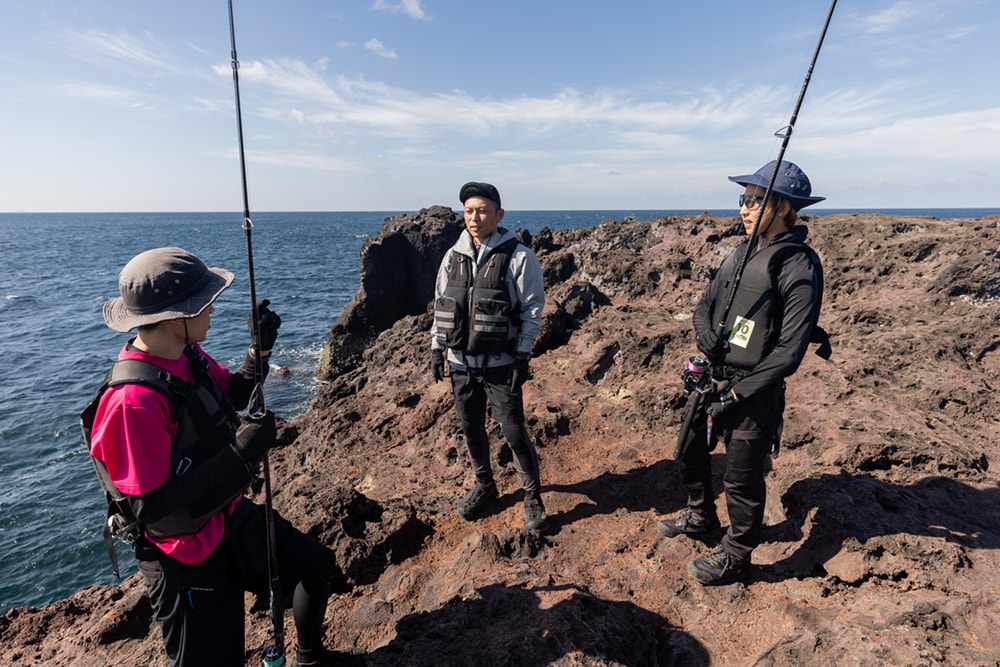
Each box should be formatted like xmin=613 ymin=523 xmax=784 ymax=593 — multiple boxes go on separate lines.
xmin=317 ymin=205 xmax=462 ymax=381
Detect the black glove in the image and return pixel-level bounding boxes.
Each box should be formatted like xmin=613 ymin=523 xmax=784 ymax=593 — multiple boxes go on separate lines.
xmin=706 ymin=390 xmax=737 ymax=418
xmin=510 ymin=353 xmax=530 ymax=390
xmin=232 ymin=411 xmax=277 ymax=463
xmin=431 ymin=349 xmax=445 ymax=382
xmin=248 ymin=299 xmax=281 ymax=353
xmin=696 ymin=329 xmax=726 ymax=362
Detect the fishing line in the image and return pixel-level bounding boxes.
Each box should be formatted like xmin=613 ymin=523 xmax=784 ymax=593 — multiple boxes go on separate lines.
xmin=715 ymin=0 xmax=838 ymax=337
xmin=226 ymin=1 xmax=286 ymax=665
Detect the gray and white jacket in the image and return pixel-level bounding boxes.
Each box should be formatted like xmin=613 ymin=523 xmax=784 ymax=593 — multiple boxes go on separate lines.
xmin=431 ymin=227 xmax=544 ymax=370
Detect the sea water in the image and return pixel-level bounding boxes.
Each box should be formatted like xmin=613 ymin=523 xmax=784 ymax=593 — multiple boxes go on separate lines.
xmin=0 ymin=207 xmax=995 ymax=614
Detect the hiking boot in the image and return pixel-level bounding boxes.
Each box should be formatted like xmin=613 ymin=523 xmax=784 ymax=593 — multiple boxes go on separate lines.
xmin=656 ymin=509 xmax=722 ymax=539
xmin=292 ymin=647 xmax=367 ymax=666
xmin=457 ymin=480 xmax=498 ymax=520
xmin=686 ymin=547 xmax=749 ymax=586
xmin=523 ymin=492 xmax=549 ymax=533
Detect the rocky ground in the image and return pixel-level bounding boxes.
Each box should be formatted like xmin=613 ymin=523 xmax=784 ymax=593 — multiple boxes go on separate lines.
xmin=4 ymin=207 xmax=1000 ymax=666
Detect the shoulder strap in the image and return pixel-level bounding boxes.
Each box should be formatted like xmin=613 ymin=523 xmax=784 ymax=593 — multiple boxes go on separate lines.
xmin=108 ymin=359 xmax=193 ymax=399
xmin=768 ymin=241 xmax=831 ymax=360
xmin=80 ymin=357 xmax=207 ymax=579
xmin=478 ymin=237 xmax=521 ymax=284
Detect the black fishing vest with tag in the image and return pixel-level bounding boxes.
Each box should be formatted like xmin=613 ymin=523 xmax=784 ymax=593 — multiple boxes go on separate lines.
xmin=713 ymin=237 xmax=823 ymax=371
xmin=434 ymin=237 xmax=521 ymax=355
xmin=81 ymin=346 xmax=241 ymax=542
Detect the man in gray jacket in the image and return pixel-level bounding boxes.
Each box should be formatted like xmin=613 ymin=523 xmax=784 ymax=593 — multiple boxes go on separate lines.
xmin=430 ymin=181 xmax=548 ymax=532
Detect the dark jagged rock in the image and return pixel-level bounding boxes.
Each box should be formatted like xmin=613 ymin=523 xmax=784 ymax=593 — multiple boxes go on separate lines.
xmin=5 ymin=210 xmax=1000 ymax=666
xmin=317 ymin=206 xmax=462 ymax=381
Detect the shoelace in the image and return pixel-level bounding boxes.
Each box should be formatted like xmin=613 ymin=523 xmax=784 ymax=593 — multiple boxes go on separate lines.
xmin=703 ymin=549 xmax=732 ymax=569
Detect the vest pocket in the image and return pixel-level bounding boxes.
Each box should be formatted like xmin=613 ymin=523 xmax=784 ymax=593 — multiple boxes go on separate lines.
xmin=468 ymin=298 xmax=510 ymax=354
xmin=433 ymin=296 xmax=467 ymax=349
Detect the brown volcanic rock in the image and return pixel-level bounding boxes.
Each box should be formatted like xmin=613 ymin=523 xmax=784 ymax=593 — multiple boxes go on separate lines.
xmin=5 ymin=210 xmax=1000 ymax=666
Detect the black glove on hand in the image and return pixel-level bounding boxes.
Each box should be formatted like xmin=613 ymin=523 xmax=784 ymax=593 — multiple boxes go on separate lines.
xmin=431 ymin=349 xmax=445 ymax=382
xmin=232 ymin=411 xmax=277 ymax=463
xmin=696 ymin=329 xmax=726 ymax=362
xmin=706 ymin=390 xmax=736 ymax=418
xmin=510 ymin=353 xmax=530 ymax=390
xmin=248 ymin=299 xmax=281 ymax=353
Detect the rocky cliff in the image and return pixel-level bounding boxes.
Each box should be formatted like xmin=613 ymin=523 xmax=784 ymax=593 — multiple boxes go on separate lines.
xmin=4 ymin=208 xmax=1000 ymax=666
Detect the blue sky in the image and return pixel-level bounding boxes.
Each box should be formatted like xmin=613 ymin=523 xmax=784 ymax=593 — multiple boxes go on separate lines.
xmin=1 ymin=0 xmax=997 ymax=212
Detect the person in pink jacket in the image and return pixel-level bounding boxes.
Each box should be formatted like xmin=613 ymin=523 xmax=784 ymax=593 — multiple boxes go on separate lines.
xmin=85 ymin=247 xmax=363 ymax=666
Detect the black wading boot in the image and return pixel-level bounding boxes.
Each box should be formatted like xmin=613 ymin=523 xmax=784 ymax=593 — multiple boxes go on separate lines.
xmin=292 ymin=647 xmax=367 ymax=667
xmin=523 ymin=491 xmax=549 ymax=533
xmin=457 ymin=478 xmax=498 ymax=520
xmin=686 ymin=547 xmax=749 ymax=586
xmin=656 ymin=509 xmax=722 ymax=539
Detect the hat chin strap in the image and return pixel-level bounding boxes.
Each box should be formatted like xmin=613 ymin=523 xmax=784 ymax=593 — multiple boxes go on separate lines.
xmin=183 ymin=319 xmax=190 ymax=346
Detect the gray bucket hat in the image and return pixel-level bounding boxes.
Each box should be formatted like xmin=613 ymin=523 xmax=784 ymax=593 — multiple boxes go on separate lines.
xmin=728 ymin=160 xmax=825 ymax=210
xmin=103 ymin=247 xmax=234 ymax=332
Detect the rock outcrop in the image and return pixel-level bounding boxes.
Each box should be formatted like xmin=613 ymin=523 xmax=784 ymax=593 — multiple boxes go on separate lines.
xmin=5 ymin=209 xmax=1000 ymax=666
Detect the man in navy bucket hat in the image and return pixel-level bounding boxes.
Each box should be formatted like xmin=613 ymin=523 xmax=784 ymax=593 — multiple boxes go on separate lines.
xmin=656 ymin=160 xmax=827 ymax=585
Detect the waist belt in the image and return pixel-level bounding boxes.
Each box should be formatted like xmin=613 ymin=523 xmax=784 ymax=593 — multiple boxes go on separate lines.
xmin=713 ymin=366 xmax=749 ymax=382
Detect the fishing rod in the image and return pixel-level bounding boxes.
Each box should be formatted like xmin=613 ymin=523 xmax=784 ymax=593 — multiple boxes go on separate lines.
xmin=226 ymin=1 xmax=286 ymax=665
xmin=675 ymin=0 xmax=837 ymax=461
xmin=714 ymin=0 xmax=837 ymax=339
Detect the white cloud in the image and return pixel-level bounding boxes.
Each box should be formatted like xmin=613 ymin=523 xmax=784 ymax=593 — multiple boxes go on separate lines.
xmin=803 ymin=106 xmax=1000 ymax=160
xmin=213 ymin=58 xmax=346 ymax=107
xmin=372 ymin=0 xmax=428 ymax=21
xmin=365 ymin=38 xmax=398 ymax=59
xmin=57 ymin=81 xmax=160 ymax=111
xmin=61 ymin=28 xmax=177 ymax=74
xmin=860 ymin=1 xmax=923 ymax=34
xmin=232 ymin=61 xmax=789 ymax=140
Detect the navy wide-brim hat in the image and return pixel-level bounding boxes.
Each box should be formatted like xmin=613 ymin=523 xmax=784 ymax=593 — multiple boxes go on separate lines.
xmin=103 ymin=247 xmax=234 ymax=332
xmin=728 ymin=160 xmax=825 ymax=211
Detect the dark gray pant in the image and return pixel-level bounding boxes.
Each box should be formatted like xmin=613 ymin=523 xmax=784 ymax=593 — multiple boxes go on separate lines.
xmin=138 ymin=501 xmax=338 ymax=666
xmin=677 ymin=383 xmax=781 ymax=560
xmin=450 ymin=365 xmax=542 ymax=494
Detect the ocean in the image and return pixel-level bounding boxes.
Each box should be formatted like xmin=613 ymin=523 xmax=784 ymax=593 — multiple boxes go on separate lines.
xmin=1 ymin=207 xmax=996 ymax=615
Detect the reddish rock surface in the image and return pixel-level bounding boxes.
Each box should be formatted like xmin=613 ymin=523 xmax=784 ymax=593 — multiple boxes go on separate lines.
xmin=5 ymin=208 xmax=1000 ymax=666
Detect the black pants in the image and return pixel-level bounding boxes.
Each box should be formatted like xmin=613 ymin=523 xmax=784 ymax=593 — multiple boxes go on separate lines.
xmin=450 ymin=365 xmax=542 ymax=493
xmin=677 ymin=383 xmax=782 ymax=561
xmin=138 ymin=501 xmax=337 ymax=667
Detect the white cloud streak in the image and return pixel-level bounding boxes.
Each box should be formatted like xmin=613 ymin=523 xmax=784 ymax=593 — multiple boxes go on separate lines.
xmin=60 ymin=28 xmax=178 ymax=74
xmin=364 ymin=38 xmax=398 ymax=59
xmin=220 ymin=59 xmax=789 ymax=138
xmin=372 ymin=0 xmax=428 ymax=21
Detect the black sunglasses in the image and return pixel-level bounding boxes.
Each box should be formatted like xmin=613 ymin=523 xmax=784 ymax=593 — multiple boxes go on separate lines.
xmin=738 ymin=194 xmax=768 ymax=210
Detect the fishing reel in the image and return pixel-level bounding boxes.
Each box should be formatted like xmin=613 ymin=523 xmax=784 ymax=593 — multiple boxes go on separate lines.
xmin=680 ymin=355 xmax=712 ymax=395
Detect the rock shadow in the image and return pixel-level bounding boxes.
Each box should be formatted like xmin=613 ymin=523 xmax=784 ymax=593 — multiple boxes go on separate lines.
xmin=545 ymin=459 xmax=688 ymax=531
xmin=762 ymin=472 xmax=1000 ymax=581
xmin=366 ymin=583 xmax=709 ymax=667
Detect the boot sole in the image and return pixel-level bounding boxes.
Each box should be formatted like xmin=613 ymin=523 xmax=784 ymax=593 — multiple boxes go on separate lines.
xmin=656 ymin=520 xmax=723 ymax=539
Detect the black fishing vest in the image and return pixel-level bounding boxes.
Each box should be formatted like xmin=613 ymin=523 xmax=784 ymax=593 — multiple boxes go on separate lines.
xmin=433 ymin=237 xmax=521 ymax=356
xmin=712 ymin=237 xmax=824 ymax=371
xmin=80 ymin=346 xmax=241 ymax=575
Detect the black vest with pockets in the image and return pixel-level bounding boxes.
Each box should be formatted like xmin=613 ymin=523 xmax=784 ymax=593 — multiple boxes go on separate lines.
xmin=80 ymin=346 xmax=240 ymax=577
xmin=434 ymin=237 xmax=521 ymax=355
